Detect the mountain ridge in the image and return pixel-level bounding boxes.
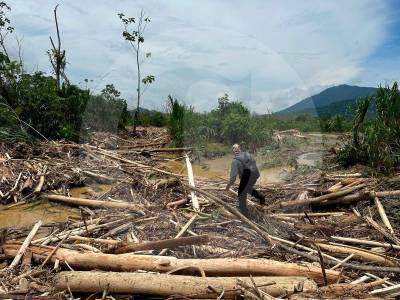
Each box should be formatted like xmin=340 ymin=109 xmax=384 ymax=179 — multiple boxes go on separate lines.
xmin=276 ymin=84 xmax=377 ymax=116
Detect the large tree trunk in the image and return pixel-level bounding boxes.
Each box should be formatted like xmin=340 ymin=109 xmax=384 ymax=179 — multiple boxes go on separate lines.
xmin=2 ymin=242 xmax=340 ymax=284
xmin=54 ymin=271 xmax=317 ymax=298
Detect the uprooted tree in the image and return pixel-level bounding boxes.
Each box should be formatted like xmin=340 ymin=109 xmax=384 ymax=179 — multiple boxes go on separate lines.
xmin=118 ymin=10 xmax=155 ymax=133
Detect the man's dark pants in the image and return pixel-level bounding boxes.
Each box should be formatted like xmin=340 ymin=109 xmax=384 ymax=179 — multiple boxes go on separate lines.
xmin=237 ymin=169 xmax=264 ymax=217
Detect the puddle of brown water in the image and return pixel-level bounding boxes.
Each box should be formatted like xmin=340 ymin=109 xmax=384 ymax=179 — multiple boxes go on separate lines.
xmin=167 ymin=156 xmax=292 ymax=184
xmin=166 ymin=160 xmax=222 ymax=179
xmin=297 ymin=152 xmax=323 ymax=167
xmin=0 ymin=201 xmax=80 ymax=229
xmin=0 ymin=184 xmax=112 ymax=229
xmin=69 ymin=184 xmax=112 ymax=198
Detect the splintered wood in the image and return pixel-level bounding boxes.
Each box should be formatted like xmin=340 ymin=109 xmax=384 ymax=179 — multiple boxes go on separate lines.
xmin=1 ymin=127 xmax=400 ymax=299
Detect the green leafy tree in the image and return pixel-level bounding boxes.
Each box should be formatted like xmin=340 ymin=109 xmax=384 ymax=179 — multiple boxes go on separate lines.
xmin=82 ymin=84 xmax=128 ymax=134
xmin=118 ymin=10 xmax=155 ymax=133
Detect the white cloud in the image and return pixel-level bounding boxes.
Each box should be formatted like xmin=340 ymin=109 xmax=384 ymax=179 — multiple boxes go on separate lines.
xmin=6 ymin=0 xmax=392 ymax=112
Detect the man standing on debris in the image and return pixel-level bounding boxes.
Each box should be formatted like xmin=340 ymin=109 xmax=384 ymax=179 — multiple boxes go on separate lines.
xmin=225 ymin=144 xmax=265 ymax=217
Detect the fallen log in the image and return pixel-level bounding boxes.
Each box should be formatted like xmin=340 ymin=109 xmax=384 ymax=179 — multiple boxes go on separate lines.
xmin=185 ymin=154 xmax=200 ymax=211
xmin=33 ymin=175 xmax=45 ymax=194
xmin=323 ymin=190 xmax=371 ymax=206
xmin=327 ymin=182 xmax=343 ymax=193
xmin=330 ymin=236 xmax=400 ymax=250
xmin=370 ymin=283 xmax=400 ymax=298
xmin=54 ymin=271 xmax=317 ymax=298
xmin=365 ymin=216 xmax=400 ymax=246
xmin=8 ymin=220 xmax=42 ymax=269
xmin=278 ymin=184 xmax=366 ymax=208
xmin=271 ymin=212 xmax=345 ymax=218
xmin=276 ymin=242 xmax=400 ymax=274
xmin=325 ymin=190 xmax=400 ymax=206
xmin=375 ymin=190 xmax=400 ymax=197
xmin=159 ymin=214 xmax=198 ymax=255
xmin=316 ymin=243 xmax=399 ymax=267
xmin=149 ymin=147 xmax=192 ymax=152
xmin=374 ymin=197 xmax=394 ymax=234
xmin=45 ymin=194 xmax=138 ymax=210
xmin=289 ymin=279 xmax=386 ymax=300
xmin=113 ymin=235 xmax=210 ymax=254
xmin=166 ymin=197 xmax=188 ymax=209
xmin=154 ymin=177 xmax=179 ymax=189
xmin=2 ymin=242 xmax=341 ymax=284
xmin=67 ymin=236 xmax=120 ymax=245
xmin=81 ymin=170 xmax=117 ymax=184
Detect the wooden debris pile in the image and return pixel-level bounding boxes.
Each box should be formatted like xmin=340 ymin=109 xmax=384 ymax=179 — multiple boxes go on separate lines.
xmin=1 ymin=127 xmax=400 ymax=299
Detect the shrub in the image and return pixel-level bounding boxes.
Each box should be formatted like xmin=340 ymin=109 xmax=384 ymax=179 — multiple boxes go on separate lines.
xmin=167 ymin=95 xmax=185 ymax=147
xmin=337 ymin=82 xmax=400 ymax=172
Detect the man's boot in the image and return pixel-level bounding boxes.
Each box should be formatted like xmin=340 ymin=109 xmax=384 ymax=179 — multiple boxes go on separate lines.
xmin=252 ymin=189 xmax=265 ymax=205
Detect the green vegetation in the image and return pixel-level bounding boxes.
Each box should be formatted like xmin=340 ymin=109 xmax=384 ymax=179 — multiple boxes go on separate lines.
xmin=0 ymin=51 xmax=129 ymax=142
xmin=337 ymin=82 xmax=400 ymax=172
xmin=166 ymin=93 xmax=349 ymax=156
xmin=0 ymin=3 xmax=131 ymax=142
xmin=167 ymin=95 xmax=186 ymax=147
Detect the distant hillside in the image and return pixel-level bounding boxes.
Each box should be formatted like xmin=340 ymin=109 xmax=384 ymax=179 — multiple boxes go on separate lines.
xmin=129 ymin=107 xmax=157 ymax=115
xmin=277 ymin=84 xmax=377 ymax=117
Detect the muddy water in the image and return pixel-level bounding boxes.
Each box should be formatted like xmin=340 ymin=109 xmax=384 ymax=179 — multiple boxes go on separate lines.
xmin=297 ymin=152 xmax=323 ymax=167
xmin=69 ymin=184 xmax=112 ymax=198
xmin=198 ymin=156 xmax=294 ymax=184
xmin=0 ymin=201 xmax=80 ymax=229
xmin=0 ymin=184 xmax=112 ymax=229
xmin=167 ymin=156 xmax=293 ymax=184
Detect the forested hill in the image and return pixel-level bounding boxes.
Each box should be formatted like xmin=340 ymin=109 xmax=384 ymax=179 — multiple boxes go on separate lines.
xmin=277 ymin=84 xmax=377 ymax=116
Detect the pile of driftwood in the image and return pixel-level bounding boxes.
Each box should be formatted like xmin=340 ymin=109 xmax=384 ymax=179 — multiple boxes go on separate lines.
xmin=1 ymin=127 xmax=400 ymax=299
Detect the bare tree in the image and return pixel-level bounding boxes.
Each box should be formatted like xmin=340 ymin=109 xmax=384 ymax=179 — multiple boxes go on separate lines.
xmin=118 ymin=10 xmax=155 ymax=133
xmin=14 ymin=35 xmax=24 ymax=73
xmin=47 ymin=4 xmax=69 ymax=91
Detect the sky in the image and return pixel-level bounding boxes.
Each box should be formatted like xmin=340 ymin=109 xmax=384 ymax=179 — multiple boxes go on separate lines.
xmin=5 ymin=0 xmax=400 ymax=113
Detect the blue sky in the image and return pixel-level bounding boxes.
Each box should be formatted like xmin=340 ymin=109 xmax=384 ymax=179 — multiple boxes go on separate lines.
xmin=5 ymin=0 xmax=400 ymax=112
